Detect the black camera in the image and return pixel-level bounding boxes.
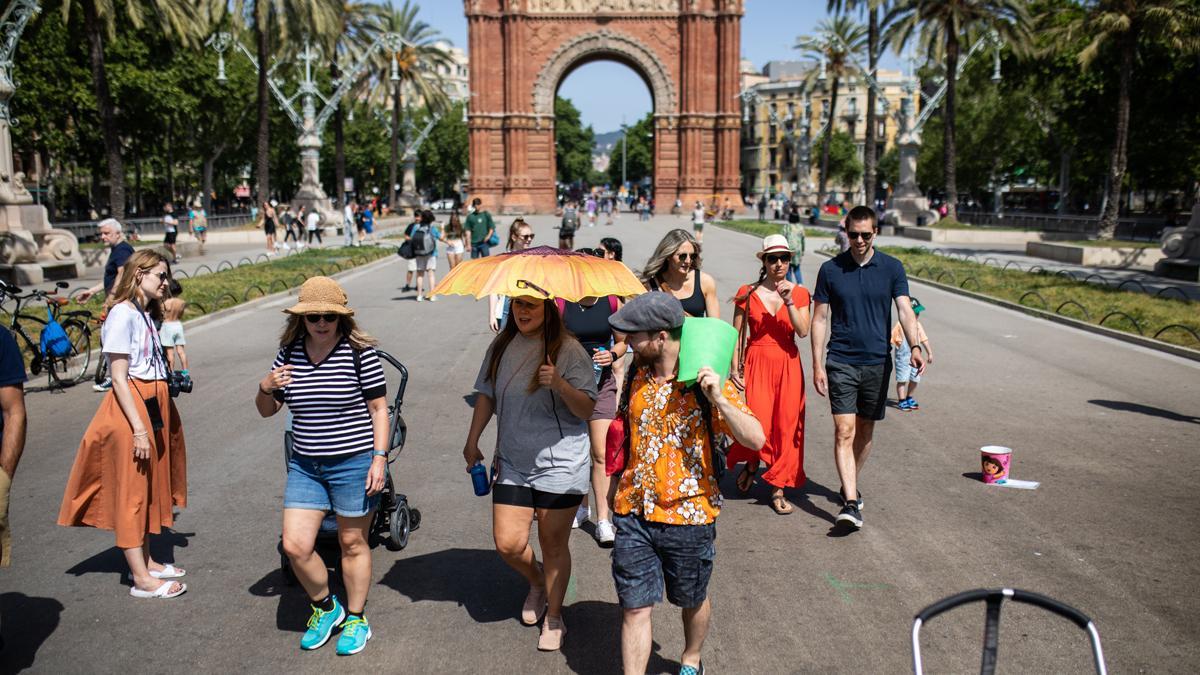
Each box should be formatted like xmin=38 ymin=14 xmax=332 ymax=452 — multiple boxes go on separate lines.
xmin=168 ymin=370 xmax=194 ymax=398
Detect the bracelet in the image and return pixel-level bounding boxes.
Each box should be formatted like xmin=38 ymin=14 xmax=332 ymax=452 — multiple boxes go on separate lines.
xmin=371 ymin=450 xmax=387 ymax=458
xmin=132 ymin=431 xmax=149 ymax=438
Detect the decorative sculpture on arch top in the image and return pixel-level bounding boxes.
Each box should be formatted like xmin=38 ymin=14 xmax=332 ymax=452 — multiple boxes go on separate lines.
xmin=0 ymin=0 xmax=83 ymax=284
xmin=465 ymin=0 xmax=744 ymax=214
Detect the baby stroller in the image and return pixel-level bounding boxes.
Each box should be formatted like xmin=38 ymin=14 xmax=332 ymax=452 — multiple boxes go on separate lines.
xmin=280 ymin=350 xmax=421 ymax=585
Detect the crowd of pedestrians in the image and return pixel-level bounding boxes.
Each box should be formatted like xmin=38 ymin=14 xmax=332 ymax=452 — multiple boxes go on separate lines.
xmin=10 ymin=201 xmax=931 ymax=672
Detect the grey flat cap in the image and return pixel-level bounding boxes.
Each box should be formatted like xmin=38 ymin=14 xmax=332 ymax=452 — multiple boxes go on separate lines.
xmin=609 ymin=292 xmax=685 ymax=333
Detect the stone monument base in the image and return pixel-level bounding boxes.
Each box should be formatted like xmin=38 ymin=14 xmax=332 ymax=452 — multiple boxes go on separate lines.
xmin=1154 ymin=258 xmax=1200 ymax=282
xmin=886 ymin=195 xmax=937 ymax=228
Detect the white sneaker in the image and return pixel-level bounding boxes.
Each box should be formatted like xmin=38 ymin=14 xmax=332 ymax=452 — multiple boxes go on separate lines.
xmin=416 ymin=295 xmax=425 ymax=302
xmin=571 ymin=505 xmax=589 ymax=529
xmin=428 ymin=295 xmax=438 ymax=302
xmin=595 ymin=520 xmax=615 ymax=544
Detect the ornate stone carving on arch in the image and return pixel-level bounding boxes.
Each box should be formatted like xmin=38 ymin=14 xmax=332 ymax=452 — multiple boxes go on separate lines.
xmin=531 ymin=30 xmax=677 ymax=116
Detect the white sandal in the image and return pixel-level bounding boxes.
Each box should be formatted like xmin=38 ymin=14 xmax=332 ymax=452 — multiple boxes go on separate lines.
xmin=149 ymin=564 xmax=185 ymax=579
xmin=130 ymin=580 xmax=187 ymax=599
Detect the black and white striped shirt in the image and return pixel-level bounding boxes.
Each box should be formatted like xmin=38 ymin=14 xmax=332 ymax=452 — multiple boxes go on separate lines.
xmin=273 ymin=338 xmax=387 ymax=457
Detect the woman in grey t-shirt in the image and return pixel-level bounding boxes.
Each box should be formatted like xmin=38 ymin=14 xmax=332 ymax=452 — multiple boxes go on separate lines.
xmin=464 ymin=295 xmax=597 ymax=652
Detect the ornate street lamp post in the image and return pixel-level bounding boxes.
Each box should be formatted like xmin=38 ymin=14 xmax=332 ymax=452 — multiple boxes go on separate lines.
xmin=0 ymin=0 xmax=83 ymax=283
xmin=207 ymin=30 xmax=413 ymax=222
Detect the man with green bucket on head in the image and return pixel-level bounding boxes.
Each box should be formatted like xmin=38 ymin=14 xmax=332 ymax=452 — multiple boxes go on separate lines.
xmin=607 ymin=292 xmax=765 ymax=675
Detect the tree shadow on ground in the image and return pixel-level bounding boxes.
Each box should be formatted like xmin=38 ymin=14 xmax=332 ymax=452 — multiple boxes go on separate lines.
xmin=247 ymin=540 xmax=346 ymax=632
xmin=378 ymin=547 xmax=524 ymax=624
xmin=560 ymin=600 xmax=676 ymax=675
xmin=0 ymin=592 xmax=64 ymax=673
xmin=1088 ymin=399 xmax=1200 ymax=425
xmin=63 ymin=529 xmax=193 ymax=583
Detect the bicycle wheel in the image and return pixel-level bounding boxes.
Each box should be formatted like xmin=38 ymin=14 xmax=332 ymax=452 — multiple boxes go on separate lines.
xmin=94 ymin=349 xmax=108 ymax=385
xmin=47 ymin=319 xmax=91 ymax=386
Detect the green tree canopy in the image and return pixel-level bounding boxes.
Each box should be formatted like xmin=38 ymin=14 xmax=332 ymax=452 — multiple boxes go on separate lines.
xmin=555 ymin=96 xmax=595 ymax=185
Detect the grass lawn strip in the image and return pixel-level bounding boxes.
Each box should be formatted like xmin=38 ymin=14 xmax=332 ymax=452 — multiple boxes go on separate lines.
xmin=877 ymin=246 xmax=1199 ymax=349
xmin=711 ymin=219 xmax=833 ymax=240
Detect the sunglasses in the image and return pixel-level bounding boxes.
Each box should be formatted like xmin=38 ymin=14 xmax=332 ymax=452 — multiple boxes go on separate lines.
xmin=304 ymin=313 xmax=341 ymax=324
xmin=847 ymin=231 xmax=875 ymax=241
xmin=143 ymin=271 xmax=169 ymax=281
xmin=764 ymin=253 xmax=791 ymax=265
xmin=674 ymin=252 xmax=697 ymax=262
xmin=516 ymin=233 xmax=534 ymax=242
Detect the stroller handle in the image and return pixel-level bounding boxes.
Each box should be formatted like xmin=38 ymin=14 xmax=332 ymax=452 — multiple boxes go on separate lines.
xmin=911 ymin=588 xmax=1106 ymax=675
xmin=375 ymin=350 xmax=409 ymax=403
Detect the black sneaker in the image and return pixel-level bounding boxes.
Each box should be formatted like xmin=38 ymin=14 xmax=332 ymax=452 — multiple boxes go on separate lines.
xmin=836 ymin=502 xmax=863 ymax=529
xmin=841 ymin=489 xmax=864 ymax=511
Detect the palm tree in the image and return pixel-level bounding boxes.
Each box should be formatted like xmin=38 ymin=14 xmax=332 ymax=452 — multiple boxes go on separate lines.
xmin=828 ymin=0 xmax=890 ymax=209
xmin=62 ymin=0 xmax=206 ymax=220
xmin=796 ymin=16 xmax=867 ymax=207
xmin=883 ymin=0 xmax=1032 ymax=221
xmin=326 ymin=3 xmax=387 ymax=208
xmin=376 ymin=1 xmax=450 ymax=212
xmin=222 ymin=0 xmax=340 ymax=206
xmin=1045 ymin=0 xmax=1200 ymax=239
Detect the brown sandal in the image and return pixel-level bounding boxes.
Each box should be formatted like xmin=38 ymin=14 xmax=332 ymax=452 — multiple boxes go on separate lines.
xmin=771 ymin=495 xmax=794 ymax=515
xmin=735 ymin=464 xmax=757 ymax=494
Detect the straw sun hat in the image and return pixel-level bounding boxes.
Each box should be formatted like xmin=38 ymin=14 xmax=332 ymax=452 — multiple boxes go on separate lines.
xmin=283 ymin=276 xmax=355 ymax=316
xmin=756 ymin=234 xmax=793 ymax=259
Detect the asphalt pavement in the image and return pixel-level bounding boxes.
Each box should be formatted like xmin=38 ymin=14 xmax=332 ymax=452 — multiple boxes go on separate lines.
xmin=2 ymin=213 xmax=1198 ymax=673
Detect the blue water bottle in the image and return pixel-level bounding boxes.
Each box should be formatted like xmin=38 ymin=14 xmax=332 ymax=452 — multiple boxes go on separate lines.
xmin=593 ymin=346 xmax=607 ymax=385
xmin=469 ymin=461 xmax=490 ymax=496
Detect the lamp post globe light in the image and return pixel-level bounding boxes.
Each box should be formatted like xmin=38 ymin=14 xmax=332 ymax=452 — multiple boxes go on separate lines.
xmin=208 ymin=30 xmax=417 ymax=225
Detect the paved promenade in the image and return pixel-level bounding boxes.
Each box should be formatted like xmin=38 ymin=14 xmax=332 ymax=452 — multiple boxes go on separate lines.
xmin=2 ymin=214 xmax=1198 ymax=673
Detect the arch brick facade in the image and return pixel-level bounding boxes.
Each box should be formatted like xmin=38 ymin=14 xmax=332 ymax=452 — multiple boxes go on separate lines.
xmin=464 ymin=0 xmax=743 ymax=214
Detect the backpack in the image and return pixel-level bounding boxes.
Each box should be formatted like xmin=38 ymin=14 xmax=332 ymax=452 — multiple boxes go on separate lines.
xmin=40 ymin=308 xmax=73 ymax=359
xmin=411 ymin=223 xmax=436 ymax=257
xmin=561 ymin=208 xmax=579 ymax=234
xmin=606 ymin=365 xmax=727 ymax=481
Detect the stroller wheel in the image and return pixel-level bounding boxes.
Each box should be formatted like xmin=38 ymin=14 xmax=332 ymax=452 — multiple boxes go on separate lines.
xmin=387 ymin=502 xmax=411 ymax=551
xmin=410 ymin=508 xmax=421 ymax=532
xmin=281 ymin=552 xmax=298 ymax=586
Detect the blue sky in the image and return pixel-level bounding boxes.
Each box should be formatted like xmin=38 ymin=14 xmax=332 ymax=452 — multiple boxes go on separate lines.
xmin=413 ymin=1 xmax=901 ymax=134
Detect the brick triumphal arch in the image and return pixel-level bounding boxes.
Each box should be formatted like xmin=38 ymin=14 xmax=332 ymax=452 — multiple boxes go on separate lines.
xmin=465 ymin=0 xmax=743 ymax=214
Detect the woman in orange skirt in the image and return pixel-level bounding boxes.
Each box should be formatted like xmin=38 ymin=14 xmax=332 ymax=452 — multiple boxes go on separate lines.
xmin=728 ymin=235 xmax=811 ymax=515
xmin=58 ymin=250 xmax=188 ymax=598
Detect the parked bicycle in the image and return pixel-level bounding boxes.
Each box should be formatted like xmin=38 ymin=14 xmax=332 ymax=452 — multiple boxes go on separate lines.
xmin=0 ymin=280 xmax=93 ymax=388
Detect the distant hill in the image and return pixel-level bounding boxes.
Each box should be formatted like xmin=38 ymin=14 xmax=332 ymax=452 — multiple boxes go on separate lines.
xmin=594 ymin=130 xmax=622 ymax=153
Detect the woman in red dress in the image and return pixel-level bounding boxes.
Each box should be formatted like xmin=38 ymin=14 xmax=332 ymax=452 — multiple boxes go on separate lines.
xmin=728 ymin=235 xmax=812 ymax=514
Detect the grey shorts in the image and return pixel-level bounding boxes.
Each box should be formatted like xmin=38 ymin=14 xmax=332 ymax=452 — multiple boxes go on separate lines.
xmin=590 ymin=367 xmax=618 ymax=421
xmin=827 ymin=358 xmax=891 ymax=421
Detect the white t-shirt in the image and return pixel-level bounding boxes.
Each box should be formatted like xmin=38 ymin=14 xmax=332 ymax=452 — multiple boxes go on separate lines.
xmin=102 ymin=302 xmax=167 ymax=381
xmin=163 ymin=214 xmax=177 ymax=233
xmin=306 ymin=211 xmax=321 ymax=231
xmin=693 ymin=208 xmax=706 ymax=224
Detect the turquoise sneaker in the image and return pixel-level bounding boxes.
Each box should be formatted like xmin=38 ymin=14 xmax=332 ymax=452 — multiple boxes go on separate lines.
xmin=336 ymin=615 xmax=373 ymax=656
xmin=300 ymin=596 xmax=345 ymax=650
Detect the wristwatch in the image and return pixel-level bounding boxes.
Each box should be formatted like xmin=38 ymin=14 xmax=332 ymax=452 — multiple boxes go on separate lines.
xmin=371 ymin=450 xmax=388 ymax=458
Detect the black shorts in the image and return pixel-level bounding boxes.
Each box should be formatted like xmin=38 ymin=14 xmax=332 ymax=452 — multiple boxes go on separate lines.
xmin=827 ymin=358 xmax=891 ymax=421
xmin=163 ymin=231 xmax=178 ymax=244
xmin=492 ymin=484 xmax=584 ymax=510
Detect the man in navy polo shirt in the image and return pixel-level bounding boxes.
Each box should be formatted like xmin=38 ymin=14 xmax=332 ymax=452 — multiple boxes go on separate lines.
xmin=811 ymin=206 xmax=925 ymax=530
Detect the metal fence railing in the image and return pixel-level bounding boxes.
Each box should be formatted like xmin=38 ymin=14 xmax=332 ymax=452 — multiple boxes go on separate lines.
xmin=56 ymin=214 xmax=255 ymax=242
xmin=961 ymin=212 xmax=1168 ymax=242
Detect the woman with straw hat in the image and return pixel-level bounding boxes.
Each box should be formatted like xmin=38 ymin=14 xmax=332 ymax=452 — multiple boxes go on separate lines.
xmin=728 ymin=234 xmax=812 ymax=515
xmin=254 ymin=277 xmax=390 ymax=656
xmin=58 ymin=250 xmax=189 ymax=599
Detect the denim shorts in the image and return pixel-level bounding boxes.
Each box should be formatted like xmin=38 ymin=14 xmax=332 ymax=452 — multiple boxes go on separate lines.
xmin=611 ymin=514 xmax=716 ymax=609
xmin=894 ymin=341 xmax=921 ymax=384
xmin=284 ymin=451 xmax=379 ymax=517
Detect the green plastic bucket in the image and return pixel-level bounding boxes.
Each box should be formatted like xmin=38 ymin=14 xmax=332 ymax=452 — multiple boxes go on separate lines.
xmin=678 ymin=317 xmax=737 ymax=385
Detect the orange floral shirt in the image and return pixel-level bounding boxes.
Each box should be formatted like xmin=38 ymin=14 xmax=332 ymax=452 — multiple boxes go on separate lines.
xmin=613 ymin=370 xmax=756 ymax=525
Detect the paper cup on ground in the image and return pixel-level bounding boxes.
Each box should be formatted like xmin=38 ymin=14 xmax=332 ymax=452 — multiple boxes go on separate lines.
xmin=678 ymin=317 xmax=737 ymax=385
xmin=980 ymin=446 xmax=1011 ymax=484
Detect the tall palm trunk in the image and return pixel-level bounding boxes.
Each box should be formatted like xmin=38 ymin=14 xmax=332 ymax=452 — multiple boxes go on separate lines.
xmin=943 ymin=30 xmax=959 ymax=222
xmin=389 ymin=82 xmax=401 ymax=211
xmin=81 ymin=0 xmax=124 ymax=220
xmin=331 ymin=59 xmax=346 ymax=207
xmin=863 ymin=5 xmax=879 ymax=209
xmin=1098 ymin=31 xmax=1135 ymax=240
xmin=254 ymin=16 xmax=271 ymax=205
xmin=817 ymin=76 xmax=840 ymax=206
